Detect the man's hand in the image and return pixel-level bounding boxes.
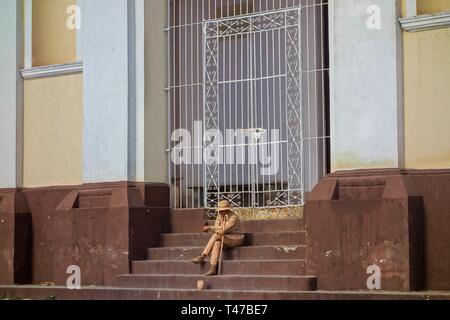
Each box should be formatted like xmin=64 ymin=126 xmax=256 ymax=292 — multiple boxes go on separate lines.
xmin=215 ymin=229 xmax=225 ymax=236
xmin=202 ymin=226 xmax=212 ymax=233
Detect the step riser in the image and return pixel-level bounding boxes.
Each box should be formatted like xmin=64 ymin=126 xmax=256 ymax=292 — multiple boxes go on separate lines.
xmin=147 ymin=246 xmax=306 ymax=261
xmin=116 ymin=275 xmax=316 ymax=291
xmin=169 ymin=209 xmax=207 ymax=233
xmin=2 ymin=287 xmax=443 ymax=300
xmin=169 ymin=209 xmax=304 ymax=233
xmin=132 ymin=261 xmax=306 ymax=276
xmin=208 ymin=219 xmax=304 ymax=233
xmin=160 ymin=233 xmax=306 ymax=247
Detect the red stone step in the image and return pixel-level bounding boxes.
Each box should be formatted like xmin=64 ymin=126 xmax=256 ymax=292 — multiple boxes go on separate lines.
xmin=169 ymin=209 xmax=207 ymax=233
xmin=147 ymin=245 xmax=306 ymax=261
xmin=116 ymin=274 xmax=316 ymax=291
xmin=159 ymin=232 xmax=306 ymax=247
xmin=206 ymin=218 xmax=304 ymax=233
xmin=1 ymin=285 xmax=449 ymax=300
xmin=132 ymin=259 xmax=306 ymax=276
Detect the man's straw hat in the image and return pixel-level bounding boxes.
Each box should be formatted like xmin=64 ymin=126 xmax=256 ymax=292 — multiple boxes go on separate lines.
xmin=216 ymin=200 xmax=232 ymax=213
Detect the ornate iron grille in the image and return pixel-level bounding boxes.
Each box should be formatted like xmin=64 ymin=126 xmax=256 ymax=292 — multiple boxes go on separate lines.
xmin=167 ymin=0 xmax=329 ymax=219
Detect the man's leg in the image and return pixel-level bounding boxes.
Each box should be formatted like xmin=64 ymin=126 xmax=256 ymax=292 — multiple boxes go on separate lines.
xmin=205 ymin=240 xmax=222 ymax=276
xmin=191 ymin=233 xmax=220 ymax=264
xmin=223 ymin=235 xmax=244 ymax=249
xmin=202 ymin=233 xmax=220 ymax=256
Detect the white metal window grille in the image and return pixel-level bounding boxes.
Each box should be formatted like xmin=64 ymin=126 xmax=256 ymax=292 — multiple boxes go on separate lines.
xmin=167 ymin=0 xmax=329 ymax=218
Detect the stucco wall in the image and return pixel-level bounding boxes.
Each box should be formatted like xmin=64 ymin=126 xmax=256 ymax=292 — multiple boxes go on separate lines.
xmin=0 ymin=1 xmax=22 ymax=188
xmin=144 ymin=0 xmax=168 ymax=183
xmin=83 ymin=0 xmax=130 ymax=183
xmin=330 ymin=0 xmax=403 ymax=172
xmin=403 ymin=28 xmax=450 ymax=169
xmin=23 ymin=74 xmax=83 ymax=187
xmin=32 ymin=0 xmax=77 ymax=66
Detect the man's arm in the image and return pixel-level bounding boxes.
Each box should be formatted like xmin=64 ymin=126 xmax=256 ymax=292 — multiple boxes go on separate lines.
xmin=216 ymin=215 xmax=237 ymax=235
xmin=202 ymin=216 xmax=221 ymax=233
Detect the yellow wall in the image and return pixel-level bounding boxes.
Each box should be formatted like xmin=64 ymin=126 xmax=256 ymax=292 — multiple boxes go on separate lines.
xmin=404 ymin=28 xmax=450 ymax=169
xmin=32 ymin=0 xmax=77 ymax=66
xmin=23 ymin=74 xmax=83 ymax=187
xmin=417 ymin=0 xmax=450 ymax=15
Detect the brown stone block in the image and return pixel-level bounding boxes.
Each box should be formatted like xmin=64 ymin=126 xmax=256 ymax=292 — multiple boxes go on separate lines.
xmin=14 ymin=182 xmax=169 ymax=287
xmin=0 ymin=190 xmax=32 ymax=285
xmin=306 ymin=171 xmax=425 ymax=291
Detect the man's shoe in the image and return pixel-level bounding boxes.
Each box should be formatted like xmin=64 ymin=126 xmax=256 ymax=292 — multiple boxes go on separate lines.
xmin=191 ymin=254 xmax=206 ymax=265
xmin=205 ymin=265 xmax=218 ymax=277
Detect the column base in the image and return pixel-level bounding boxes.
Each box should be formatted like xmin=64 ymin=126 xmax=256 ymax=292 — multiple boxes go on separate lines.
xmin=0 ymin=182 xmax=169 ymax=286
xmin=305 ymin=169 xmax=450 ymax=291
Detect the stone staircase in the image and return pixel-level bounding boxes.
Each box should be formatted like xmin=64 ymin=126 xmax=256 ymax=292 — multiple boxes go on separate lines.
xmin=115 ymin=209 xmax=317 ymax=297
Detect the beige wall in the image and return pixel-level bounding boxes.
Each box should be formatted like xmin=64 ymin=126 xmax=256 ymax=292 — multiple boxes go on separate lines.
xmin=32 ymin=0 xmax=77 ymax=66
xmin=417 ymin=0 xmax=450 ymax=15
xmin=23 ymin=74 xmax=83 ymax=187
xmin=144 ymin=0 xmax=169 ymax=183
xmin=403 ymin=28 xmax=450 ymax=169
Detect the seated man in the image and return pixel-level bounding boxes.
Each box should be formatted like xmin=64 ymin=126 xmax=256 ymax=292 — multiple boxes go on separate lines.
xmin=191 ymin=200 xmax=245 ymax=276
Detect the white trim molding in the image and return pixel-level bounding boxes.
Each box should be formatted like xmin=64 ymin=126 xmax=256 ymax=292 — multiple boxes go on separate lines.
xmin=21 ymin=61 xmax=83 ymax=79
xmin=400 ymin=12 xmax=450 ymax=32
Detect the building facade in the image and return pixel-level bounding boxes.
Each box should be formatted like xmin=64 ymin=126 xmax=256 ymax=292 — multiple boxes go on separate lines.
xmin=0 ymin=0 xmax=450 ymax=295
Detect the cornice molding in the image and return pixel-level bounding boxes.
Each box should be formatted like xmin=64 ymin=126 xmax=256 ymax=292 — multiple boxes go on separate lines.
xmin=21 ymin=61 xmax=83 ymax=79
xmin=400 ymin=11 xmax=450 ymax=32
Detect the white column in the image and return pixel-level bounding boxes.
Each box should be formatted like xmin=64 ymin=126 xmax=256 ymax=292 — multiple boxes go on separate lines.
xmin=83 ymin=0 xmax=131 ymax=183
xmin=83 ymin=0 xmax=147 ymax=183
xmin=329 ymin=0 xmax=404 ymax=172
xmin=0 ymin=0 xmax=23 ymax=188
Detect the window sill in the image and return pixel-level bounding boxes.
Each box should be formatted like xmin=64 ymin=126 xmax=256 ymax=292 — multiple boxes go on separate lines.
xmin=400 ymin=11 xmax=450 ymax=32
xmin=21 ymin=61 xmax=83 ymax=80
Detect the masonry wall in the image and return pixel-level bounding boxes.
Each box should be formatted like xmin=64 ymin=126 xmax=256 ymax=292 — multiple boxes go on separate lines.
xmin=32 ymin=0 xmax=77 ymax=66
xmin=402 ymin=3 xmax=450 ymax=169
xmin=403 ymin=29 xmax=450 ymax=169
xmin=417 ymin=0 xmax=450 ymax=15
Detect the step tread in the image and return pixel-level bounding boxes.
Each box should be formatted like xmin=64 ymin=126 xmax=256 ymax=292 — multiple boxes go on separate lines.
xmin=3 ymin=286 xmax=449 ymax=300
xmin=116 ymin=273 xmax=317 ymax=291
xmin=136 ymin=259 xmax=305 ymax=263
xmin=148 ymin=245 xmax=307 ymax=250
xmin=132 ymin=259 xmax=306 ymax=276
xmin=162 ymin=231 xmax=304 ymax=236
xmin=147 ymin=245 xmax=306 ymax=261
xmin=118 ymin=274 xmax=315 ymax=279
xmin=159 ymin=231 xmax=306 ymax=247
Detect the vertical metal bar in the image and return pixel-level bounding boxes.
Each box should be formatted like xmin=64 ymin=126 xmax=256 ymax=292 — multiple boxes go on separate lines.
xmin=299 ymin=6 xmax=304 ymax=204
xmin=174 ymin=0 xmax=179 ymax=208
xmin=181 ymin=1 xmax=186 ymax=208
xmin=308 ymin=0 xmax=320 ymax=191
xmin=321 ymin=0 xmax=327 ymax=178
xmin=249 ymin=15 xmax=255 ymax=210
xmin=236 ymin=31 xmax=242 ymax=196
xmin=271 ymin=17 xmax=276 ymax=200
xmin=278 ymin=22 xmax=283 ymax=198
xmin=201 ymin=0 xmax=205 ymax=208
xmin=307 ymin=0 xmax=311 ymax=192
xmin=167 ymin=0 xmax=172 ymax=208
